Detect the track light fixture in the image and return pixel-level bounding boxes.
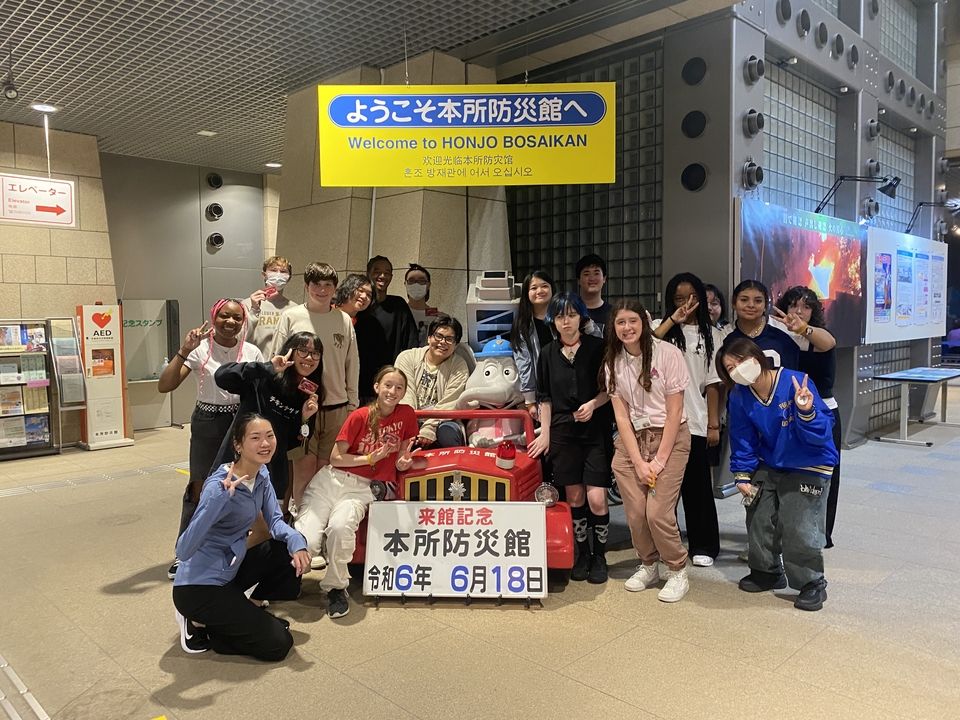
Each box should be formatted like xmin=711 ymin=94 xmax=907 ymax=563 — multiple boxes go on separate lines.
xmin=815 ymin=174 xmax=901 ymax=213
xmin=905 ymin=200 xmax=960 ymax=234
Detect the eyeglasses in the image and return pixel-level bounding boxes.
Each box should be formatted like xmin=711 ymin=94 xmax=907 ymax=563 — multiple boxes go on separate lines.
xmin=432 ymin=333 xmax=457 ymax=346
xmin=294 ymin=348 xmax=321 ymax=360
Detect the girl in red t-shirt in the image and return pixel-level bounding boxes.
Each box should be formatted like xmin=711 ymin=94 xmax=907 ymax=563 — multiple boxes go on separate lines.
xmin=294 ymin=366 xmax=418 ymax=618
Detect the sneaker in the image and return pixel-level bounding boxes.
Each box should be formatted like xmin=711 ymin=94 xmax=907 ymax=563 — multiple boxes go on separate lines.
xmin=691 ymin=555 xmax=715 ymax=567
xmin=794 ymin=578 xmax=828 ymax=611
xmin=587 ymin=555 xmax=608 ymax=584
xmin=571 ymin=548 xmax=591 ymax=582
xmin=327 ymin=588 xmax=350 ymax=619
xmin=310 ymin=554 xmax=328 ymax=571
xmin=174 ymin=610 xmax=209 ymax=654
xmin=738 ymin=571 xmax=787 ymax=593
xmin=624 ymin=563 xmax=660 ymax=592
xmin=167 ymin=559 xmax=179 ymax=580
xmin=658 ymin=567 xmax=689 ymax=603
xmin=737 ymin=550 xmax=749 ymax=563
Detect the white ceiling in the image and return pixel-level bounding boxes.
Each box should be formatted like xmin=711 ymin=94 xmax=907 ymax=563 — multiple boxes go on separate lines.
xmin=0 ymin=0 xmax=677 ymax=174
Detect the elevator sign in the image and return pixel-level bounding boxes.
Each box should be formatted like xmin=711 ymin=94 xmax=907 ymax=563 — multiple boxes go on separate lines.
xmin=1 ymin=172 xmax=76 ymax=227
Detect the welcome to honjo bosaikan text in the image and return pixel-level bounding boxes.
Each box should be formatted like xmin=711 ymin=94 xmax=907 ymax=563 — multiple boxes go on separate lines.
xmin=317 ymin=83 xmax=616 ymax=187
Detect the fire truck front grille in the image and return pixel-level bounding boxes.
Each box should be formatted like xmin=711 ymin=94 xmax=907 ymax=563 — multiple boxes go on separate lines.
xmin=405 ymin=472 xmax=509 ymax=502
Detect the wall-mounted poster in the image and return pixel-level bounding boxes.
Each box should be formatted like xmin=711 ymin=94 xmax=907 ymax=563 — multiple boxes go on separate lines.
xmin=740 ymin=199 xmax=867 ymax=347
xmin=865 ymin=228 xmax=948 ymax=344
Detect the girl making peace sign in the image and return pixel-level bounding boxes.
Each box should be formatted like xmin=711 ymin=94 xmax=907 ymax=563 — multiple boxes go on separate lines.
xmin=295 ymin=366 xmax=420 ymax=619
xmin=717 ymin=338 xmax=838 ymax=611
xmin=172 ymin=413 xmax=310 ymax=661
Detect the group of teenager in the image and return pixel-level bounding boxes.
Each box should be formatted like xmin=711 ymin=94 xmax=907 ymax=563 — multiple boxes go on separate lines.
xmin=160 ymin=251 xmax=841 ymax=663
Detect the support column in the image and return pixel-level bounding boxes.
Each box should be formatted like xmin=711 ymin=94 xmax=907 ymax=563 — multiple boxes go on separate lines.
xmin=275 ymin=52 xmax=511 ymax=325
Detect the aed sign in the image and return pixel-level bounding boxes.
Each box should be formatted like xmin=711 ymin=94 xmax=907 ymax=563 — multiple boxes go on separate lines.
xmin=363 ymin=501 xmax=547 ymax=599
xmin=317 ymin=83 xmax=616 ymax=187
xmin=1 ymin=172 xmax=76 ymax=227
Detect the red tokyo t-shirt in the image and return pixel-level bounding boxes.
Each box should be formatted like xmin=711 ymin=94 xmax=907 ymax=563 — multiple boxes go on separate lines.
xmin=336 ymin=404 xmax=418 ymax=485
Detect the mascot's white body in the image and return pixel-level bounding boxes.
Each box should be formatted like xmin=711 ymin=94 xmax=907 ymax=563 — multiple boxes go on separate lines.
xmin=456 ymin=338 xmax=527 ymax=448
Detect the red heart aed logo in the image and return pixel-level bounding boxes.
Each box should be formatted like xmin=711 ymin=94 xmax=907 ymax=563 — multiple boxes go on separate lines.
xmin=92 ymin=312 xmax=111 ymax=328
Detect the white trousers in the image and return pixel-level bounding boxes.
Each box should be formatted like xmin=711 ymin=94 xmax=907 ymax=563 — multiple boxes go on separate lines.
xmin=294 ymin=466 xmax=374 ymax=591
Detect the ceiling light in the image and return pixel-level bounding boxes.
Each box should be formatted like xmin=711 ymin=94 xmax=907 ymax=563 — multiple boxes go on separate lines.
xmin=878 ymin=107 xmax=886 ymax=115
xmin=839 ymin=85 xmax=849 ymax=94
xmin=197 ymin=130 xmax=218 ymax=137
xmin=264 ymin=162 xmax=282 ymax=168
xmin=785 ymin=56 xmax=798 ymax=64
xmin=30 ymin=103 xmax=57 ymax=113
xmin=907 ymin=127 xmax=917 ymax=133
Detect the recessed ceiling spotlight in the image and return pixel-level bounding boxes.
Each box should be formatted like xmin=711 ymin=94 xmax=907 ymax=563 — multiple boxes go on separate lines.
xmin=30 ymin=103 xmax=57 ymax=113
xmin=878 ymin=107 xmax=886 ymax=115
xmin=786 ymin=56 xmax=798 ymax=64
xmin=197 ymin=130 xmax=218 ymax=137
xmin=264 ymin=162 xmax=282 ymax=168
xmin=907 ymin=126 xmax=918 ymax=133
xmin=839 ymin=85 xmax=849 ymax=94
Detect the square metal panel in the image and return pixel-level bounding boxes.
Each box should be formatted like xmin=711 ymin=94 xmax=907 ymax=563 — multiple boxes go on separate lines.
xmin=0 ymin=0 xmax=578 ymax=172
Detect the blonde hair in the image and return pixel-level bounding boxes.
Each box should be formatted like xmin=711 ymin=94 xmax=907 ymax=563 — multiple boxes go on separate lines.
xmin=368 ymin=366 xmax=408 ymax=439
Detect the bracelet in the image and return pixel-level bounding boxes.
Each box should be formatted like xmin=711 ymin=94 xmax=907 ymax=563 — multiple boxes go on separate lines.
xmin=366 ymin=454 xmax=376 ymax=467
xmin=650 ymin=457 xmax=665 ymax=472
xmin=176 ymin=352 xmax=189 ymax=362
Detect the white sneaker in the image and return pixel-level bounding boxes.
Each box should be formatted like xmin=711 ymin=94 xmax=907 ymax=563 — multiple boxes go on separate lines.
xmin=310 ymin=554 xmax=327 ymax=571
xmin=658 ymin=567 xmax=689 ymax=603
xmin=624 ymin=563 xmax=660 ymax=592
xmin=692 ymin=555 xmax=714 ymax=567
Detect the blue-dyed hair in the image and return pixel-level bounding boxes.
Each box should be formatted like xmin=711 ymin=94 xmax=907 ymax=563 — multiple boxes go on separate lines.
xmin=545 ymin=291 xmax=591 ymax=333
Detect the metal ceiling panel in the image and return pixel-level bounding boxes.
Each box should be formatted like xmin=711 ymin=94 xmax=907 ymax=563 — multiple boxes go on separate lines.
xmin=0 ymin=0 xmax=579 ymax=172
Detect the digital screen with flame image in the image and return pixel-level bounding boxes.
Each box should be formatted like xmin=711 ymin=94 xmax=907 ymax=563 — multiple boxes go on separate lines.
xmin=740 ymin=200 xmax=867 ymax=347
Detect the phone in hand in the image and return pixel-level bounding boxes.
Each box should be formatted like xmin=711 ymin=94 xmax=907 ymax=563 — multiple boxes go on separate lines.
xmin=298 ymin=377 xmax=319 ymax=394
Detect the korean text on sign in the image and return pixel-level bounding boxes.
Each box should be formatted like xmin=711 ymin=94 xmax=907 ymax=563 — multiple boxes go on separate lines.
xmin=363 ymin=501 xmax=548 ymax=599
xmin=317 ymin=83 xmax=616 ymax=187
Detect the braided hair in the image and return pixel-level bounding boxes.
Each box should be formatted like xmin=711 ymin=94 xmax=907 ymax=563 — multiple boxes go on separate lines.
xmin=196 ymin=298 xmax=247 ymax=397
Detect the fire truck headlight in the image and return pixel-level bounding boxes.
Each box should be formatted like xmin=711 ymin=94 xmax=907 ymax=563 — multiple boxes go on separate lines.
xmin=534 ymin=483 xmax=559 ymax=507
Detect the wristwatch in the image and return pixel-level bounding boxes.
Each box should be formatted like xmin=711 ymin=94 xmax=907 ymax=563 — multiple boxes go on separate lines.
xmin=804 ymin=325 xmax=814 ymax=336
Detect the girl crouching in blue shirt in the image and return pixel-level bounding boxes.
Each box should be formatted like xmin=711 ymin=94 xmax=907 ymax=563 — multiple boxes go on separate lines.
xmin=172 ymin=413 xmax=310 ymax=660
xmin=717 ymin=338 xmax=838 ymax=611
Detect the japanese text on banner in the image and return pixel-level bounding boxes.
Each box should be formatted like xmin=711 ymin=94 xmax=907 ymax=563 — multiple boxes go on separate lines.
xmin=317 ymin=83 xmax=616 ymax=187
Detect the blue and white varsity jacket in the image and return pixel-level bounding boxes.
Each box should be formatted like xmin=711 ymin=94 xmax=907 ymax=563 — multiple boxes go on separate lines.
xmin=727 ymin=368 xmax=839 ymax=481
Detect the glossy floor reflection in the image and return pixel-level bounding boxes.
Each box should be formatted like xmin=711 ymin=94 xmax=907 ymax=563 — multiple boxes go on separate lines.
xmin=2 ymin=396 xmax=960 ymax=719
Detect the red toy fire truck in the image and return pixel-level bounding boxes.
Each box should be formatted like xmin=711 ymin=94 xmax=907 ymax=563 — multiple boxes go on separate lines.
xmin=352 ymin=409 xmax=574 ymax=571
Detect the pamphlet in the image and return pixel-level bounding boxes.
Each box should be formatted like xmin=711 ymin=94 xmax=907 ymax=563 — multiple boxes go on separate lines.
xmin=0 ymin=386 xmax=24 ymax=416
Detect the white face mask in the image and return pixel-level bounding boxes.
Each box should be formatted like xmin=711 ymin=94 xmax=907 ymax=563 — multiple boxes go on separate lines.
xmin=265 ymin=271 xmax=289 ymax=289
xmin=406 ymin=283 xmax=428 ymax=301
xmin=729 ymin=358 xmax=762 ymax=386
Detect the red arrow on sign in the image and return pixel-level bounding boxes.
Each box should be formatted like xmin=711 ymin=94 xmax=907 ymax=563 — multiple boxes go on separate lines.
xmin=36 ymin=204 xmax=66 ymax=215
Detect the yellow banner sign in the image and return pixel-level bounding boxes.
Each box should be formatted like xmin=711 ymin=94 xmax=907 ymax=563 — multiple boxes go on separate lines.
xmin=317 ymin=83 xmax=616 ymax=187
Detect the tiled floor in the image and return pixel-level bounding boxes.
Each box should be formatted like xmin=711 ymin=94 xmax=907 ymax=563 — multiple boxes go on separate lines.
xmin=2 ymin=397 xmax=960 ymax=720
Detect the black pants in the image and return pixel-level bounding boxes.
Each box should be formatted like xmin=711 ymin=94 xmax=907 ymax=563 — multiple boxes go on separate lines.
xmin=825 ymin=407 xmax=842 ymax=547
xmin=178 ymin=407 xmax=236 ymax=538
xmin=679 ymin=434 xmax=720 ymax=558
xmin=172 ymin=540 xmax=302 ymax=662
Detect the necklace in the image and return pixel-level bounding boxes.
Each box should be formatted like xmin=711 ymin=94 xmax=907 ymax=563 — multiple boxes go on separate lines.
xmin=743 ymin=317 xmax=765 ymax=338
xmin=560 ymin=335 xmax=580 ymax=361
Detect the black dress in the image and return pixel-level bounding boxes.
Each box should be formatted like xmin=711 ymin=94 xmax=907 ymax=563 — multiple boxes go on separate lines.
xmin=536 ymin=334 xmax=613 ymax=487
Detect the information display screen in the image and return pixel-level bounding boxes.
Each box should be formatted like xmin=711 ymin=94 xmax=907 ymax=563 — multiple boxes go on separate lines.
xmin=740 ymin=200 xmax=866 ymax=347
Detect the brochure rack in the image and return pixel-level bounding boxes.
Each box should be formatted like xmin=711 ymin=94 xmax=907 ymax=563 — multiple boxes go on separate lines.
xmin=0 ymin=317 xmax=85 ymax=460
